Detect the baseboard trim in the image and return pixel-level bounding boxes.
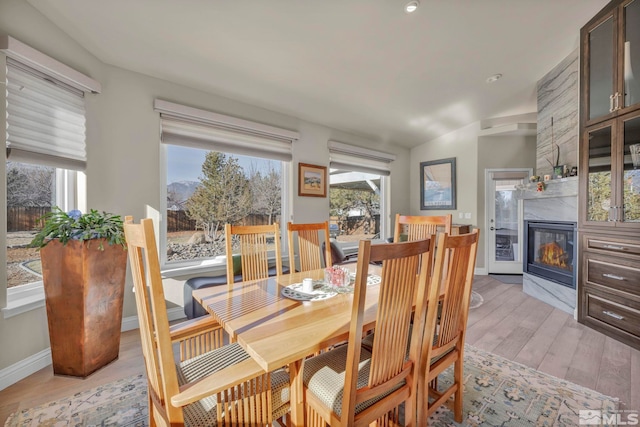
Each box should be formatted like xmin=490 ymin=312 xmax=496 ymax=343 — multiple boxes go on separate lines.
xmin=0 ymin=348 xmax=51 ymax=391
xmin=0 ymin=308 xmax=186 ymax=391
xmin=475 ymin=267 xmax=488 ymax=275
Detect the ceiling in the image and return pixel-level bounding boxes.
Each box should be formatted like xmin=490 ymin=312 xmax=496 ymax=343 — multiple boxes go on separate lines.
xmin=27 ymin=0 xmax=609 ymax=149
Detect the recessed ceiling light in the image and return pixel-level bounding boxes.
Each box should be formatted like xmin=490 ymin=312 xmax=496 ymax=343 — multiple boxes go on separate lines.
xmin=405 ymin=1 xmax=419 ymax=13
xmin=486 ymin=73 xmax=503 ymax=83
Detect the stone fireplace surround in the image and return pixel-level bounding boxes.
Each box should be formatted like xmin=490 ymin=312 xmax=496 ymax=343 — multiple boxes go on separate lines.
xmin=519 ymin=177 xmax=578 ymax=316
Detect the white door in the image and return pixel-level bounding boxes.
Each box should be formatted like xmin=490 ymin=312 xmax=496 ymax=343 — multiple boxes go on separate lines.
xmin=486 ymin=169 xmax=530 ymax=274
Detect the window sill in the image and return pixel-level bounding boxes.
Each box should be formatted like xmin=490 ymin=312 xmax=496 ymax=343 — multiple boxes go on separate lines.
xmin=161 ymin=255 xmax=289 ymax=279
xmin=161 ymin=262 xmax=227 ymax=279
xmin=2 ymin=281 xmax=45 ymax=319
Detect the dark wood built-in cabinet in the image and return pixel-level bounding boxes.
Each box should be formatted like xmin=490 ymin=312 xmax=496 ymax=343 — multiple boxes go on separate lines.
xmin=579 ymin=0 xmax=640 ymax=349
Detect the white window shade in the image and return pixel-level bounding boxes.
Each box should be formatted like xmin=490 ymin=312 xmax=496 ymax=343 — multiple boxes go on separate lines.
xmin=6 ymin=59 xmax=87 ymax=170
xmin=328 ymin=140 xmax=396 ymax=176
xmin=155 ymin=99 xmax=299 ymax=161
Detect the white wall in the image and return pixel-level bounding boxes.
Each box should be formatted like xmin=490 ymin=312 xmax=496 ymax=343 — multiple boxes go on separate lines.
xmin=0 ymin=1 xmax=410 ymax=376
xmin=410 ymin=121 xmax=480 ymax=223
xmin=409 ymin=122 xmax=538 ymax=271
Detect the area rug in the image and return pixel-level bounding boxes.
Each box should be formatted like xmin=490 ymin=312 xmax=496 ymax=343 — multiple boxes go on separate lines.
xmin=469 ymin=291 xmax=483 ymax=309
xmin=5 ymin=347 xmax=617 ymax=426
xmin=4 ymin=374 xmax=148 ymax=427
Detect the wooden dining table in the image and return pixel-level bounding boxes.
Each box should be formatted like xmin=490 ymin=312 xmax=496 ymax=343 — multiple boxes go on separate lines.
xmin=192 ymin=266 xmax=381 ymax=426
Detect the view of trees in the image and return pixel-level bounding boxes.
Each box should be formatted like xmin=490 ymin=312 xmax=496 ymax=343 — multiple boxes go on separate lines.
xmin=180 ymin=153 xmax=285 ymax=244
xmin=6 ymin=162 xmax=54 ymax=207
xmin=588 ymin=172 xmax=612 ymax=221
xmin=248 ymin=164 xmax=281 ymax=224
xmin=185 ymin=152 xmax=253 ymax=242
xmin=330 ymin=186 xmax=379 ymax=235
xmin=588 ymin=170 xmax=640 ymax=221
xmin=624 ymin=171 xmax=640 ymax=221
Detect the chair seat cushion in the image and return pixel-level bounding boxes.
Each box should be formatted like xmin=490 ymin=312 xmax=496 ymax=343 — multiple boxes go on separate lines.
xmin=177 ymin=342 xmax=290 ymax=426
xmin=303 ymin=345 xmax=404 ymax=418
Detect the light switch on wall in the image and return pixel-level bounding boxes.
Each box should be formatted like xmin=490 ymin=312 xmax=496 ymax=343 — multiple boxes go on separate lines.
xmin=464 ymin=213 xmax=471 ymax=219
xmin=458 ymin=212 xmax=464 ymax=219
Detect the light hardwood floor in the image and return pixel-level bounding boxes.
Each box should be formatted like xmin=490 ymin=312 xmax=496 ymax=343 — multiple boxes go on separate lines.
xmin=1 ymin=275 xmax=638 ymax=424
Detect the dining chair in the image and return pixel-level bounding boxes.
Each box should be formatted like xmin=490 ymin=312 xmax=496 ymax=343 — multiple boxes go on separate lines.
xmin=124 ymin=217 xmax=290 ymax=426
xmin=225 ymin=223 xmax=283 ymax=292
xmin=301 ymin=237 xmax=440 ymax=427
xmin=393 ymin=213 xmax=452 ymax=243
xmin=418 ymin=229 xmax=480 ymax=425
xmin=287 ymin=221 xmax=332 ymax=273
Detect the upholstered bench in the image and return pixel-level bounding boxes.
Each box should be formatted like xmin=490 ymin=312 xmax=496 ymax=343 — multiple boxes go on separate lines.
xmin=184 ymin=265 xmax=289 ymax=319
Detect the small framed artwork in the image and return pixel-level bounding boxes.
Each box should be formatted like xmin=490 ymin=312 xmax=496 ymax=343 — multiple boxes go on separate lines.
xmin=298 ymin=163 xmax=327 ymax=197
xmin=420 ymin=157 xmax=456 ymax=210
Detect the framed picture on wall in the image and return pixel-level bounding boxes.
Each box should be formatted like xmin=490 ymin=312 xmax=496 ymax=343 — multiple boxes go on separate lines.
xmin=298 ymin=163 xmax=327 ymax=197
xmin=420 ymin=157 xmax=456 ymax=210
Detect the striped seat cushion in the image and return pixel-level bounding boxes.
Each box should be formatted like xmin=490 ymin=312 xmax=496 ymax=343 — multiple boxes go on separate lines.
xmin=176 ymin=342 xmax=290 ymax=426
xmin=303 ymin=344 xmax=405 ymax=418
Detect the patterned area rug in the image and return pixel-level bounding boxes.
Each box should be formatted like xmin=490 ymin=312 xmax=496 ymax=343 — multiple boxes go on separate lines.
xmin=5 ymin=374 xmax=148 ymax=427
xmin=469 ymin=291 xmax=484 ymax=309
xmin=5 ymin=346 xmax=617 ymax=426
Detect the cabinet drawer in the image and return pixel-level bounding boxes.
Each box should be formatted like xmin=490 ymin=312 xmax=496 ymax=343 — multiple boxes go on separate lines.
xmin=586 ymin=294 xmax=640 ymax=338
xmin=586 ymin=238 xmax=640 ymax=257
xmin=587 ymin=258 xmax=640 ymax=295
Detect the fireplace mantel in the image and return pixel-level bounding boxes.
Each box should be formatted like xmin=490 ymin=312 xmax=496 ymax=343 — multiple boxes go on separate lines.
xmin=516 ymin=176 xmax=578 ymax=200
xmin=520 ymin=177 xmax=578 ymax=316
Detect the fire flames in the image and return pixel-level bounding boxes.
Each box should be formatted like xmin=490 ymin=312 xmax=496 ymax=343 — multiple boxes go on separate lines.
xmin=536 ymin=241 xmax=571 ymax=270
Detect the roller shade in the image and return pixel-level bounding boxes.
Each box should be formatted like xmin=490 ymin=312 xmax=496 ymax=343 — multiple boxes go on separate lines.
xmin=6 ymin=59 xmax=86 ymax=170
xmin=328 ymin=140 xmax=395 ymax=176
xmin=156 ymin=99 xmax=299 ymax=161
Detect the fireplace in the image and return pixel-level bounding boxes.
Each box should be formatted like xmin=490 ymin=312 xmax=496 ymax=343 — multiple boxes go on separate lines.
xmin=523 ymin=220 xmax=576 ymax=288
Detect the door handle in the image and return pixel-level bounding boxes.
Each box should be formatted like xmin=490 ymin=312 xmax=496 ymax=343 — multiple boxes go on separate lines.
xmin=610 ymin=94 xmax=615 ymax=112
xmin=490 ymin=227 xmax=495 ymax=231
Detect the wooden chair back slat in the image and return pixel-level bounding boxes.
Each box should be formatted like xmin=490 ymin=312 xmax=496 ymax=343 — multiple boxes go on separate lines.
xmin=225 ymin=223 xmax=283 ymax=291
xmin=394 ymin=214 xmax=452 ymax=243
xmin=125 ymin=217 xmax=286 ymax=426
xmin=433 ymin=231 xmax=478 ymax=349
xmin=419 ymin=229 xmax=480 ymax=425
xmin=124 ymin=217 xmax=184 ymax=423
xmin=339 ymin=237 xmax=438 ymax=426
xmin=287 ymin=221 xmax=332 ymax=272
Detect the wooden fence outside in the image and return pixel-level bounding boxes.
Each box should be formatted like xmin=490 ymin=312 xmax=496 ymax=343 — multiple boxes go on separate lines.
xmin=166 ymin=211 xmax=275 ymax=233
xmin=7 ymin=207 xmax=49 ymax=232
xmin=7 ymin=207 xmax=279 ymax=233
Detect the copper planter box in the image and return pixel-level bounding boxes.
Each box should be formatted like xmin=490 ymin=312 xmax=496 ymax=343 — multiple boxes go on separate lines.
xmin=41 ymin=239 xmax=127 ymax=377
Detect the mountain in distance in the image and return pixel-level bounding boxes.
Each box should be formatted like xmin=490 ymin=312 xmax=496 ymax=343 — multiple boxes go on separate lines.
xmin=167 ymin=180 xmax=199 ymax=205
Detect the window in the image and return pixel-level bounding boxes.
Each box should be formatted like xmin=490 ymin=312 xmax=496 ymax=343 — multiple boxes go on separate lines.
xmin=1 ymin=36 xmax=98 ymax=314
xmin=156 ymin=100 xmax=298 ymax=272
xmin=328 ymin=141 xmax=395 ymax=249
xmin=164 ymin=145 xmax=284 ymax=267
xmin=6 ymin=162 xmax=78 ymax=289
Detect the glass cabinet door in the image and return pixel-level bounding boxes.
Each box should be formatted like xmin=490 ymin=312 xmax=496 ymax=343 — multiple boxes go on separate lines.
xmin=624 ymin=0 xmax=640 ymax=109
xmin=623 ymin=114 xmax=640 ymax=221
xmin=587 ymin=125 xmax=614 ymax=222
xmin=588 ymin=15 xmax=616 ymax=121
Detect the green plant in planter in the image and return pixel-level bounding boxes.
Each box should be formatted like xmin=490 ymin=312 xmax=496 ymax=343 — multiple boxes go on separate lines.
xmin=30 ymin=207 xmax=126 ymax=249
